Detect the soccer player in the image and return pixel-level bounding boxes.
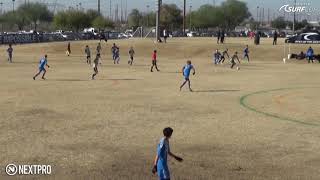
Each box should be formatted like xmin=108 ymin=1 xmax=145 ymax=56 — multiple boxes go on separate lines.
xmin=114 ymin=47 xmax=120 ymax=64
xmin=243 ymin=45 xmax=250 ymax=62
xmin=306 ymin=46 xmax=314 ymax=63
xmin=152 ymin=127 xmax=183 ymax=180
xmin=213 ymin=49 xmax=221 ymax=64
xmin=97 ymin=43 xmax=102 ymax=56
xmin=92 ymin=54 xmax=100 ymax=80
xmin=67 ymin=42 xmax=71 ymax=56
xmin=128 ymin=47 xmax=135 ymax=65
xmin=273 ymin=31 xmax=278 ymax=45
xmin=230 ymin=51 xmax=241 ymax=69
xmin=85 ymin=45 xmax=91 ymax=65
xmin=7 ymin=44 xmax=13 ymax=63
xmin=111 ymin=43 xmax=117 ymax=61
xmin=33 ymin=55 xmax=50 ymax=80
xmin=180 ymin=60 xmax=196 ymax=92
xmin=220 ymin=48 xmax=229 ymax=64
xmin=151 ymin=50 xmax=160 ymax=72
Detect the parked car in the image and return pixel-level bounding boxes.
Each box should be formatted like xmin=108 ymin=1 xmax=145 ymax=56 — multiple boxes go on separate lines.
xmin=187 ymin=31 xmax=198 ymax=37
xmin=285 ymin=32 xmax=320 ymax=44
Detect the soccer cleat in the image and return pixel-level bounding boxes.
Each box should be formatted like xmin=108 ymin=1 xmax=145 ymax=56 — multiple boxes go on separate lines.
xmin=33 ymin=77 xmax=35 ymax=80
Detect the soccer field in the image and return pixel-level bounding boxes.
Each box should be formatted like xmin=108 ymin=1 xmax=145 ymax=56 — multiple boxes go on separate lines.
xmin=1 ymin=37 xmax=320 ymax=180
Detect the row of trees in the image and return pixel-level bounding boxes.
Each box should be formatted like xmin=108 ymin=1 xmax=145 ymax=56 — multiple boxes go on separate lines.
xmin=128 ymin=0 xmax=251 ymax=30
xmin=0 ymin=2 xmax=114 ymax=32
xmin=0 ymin=0 xmax=310 ymax=33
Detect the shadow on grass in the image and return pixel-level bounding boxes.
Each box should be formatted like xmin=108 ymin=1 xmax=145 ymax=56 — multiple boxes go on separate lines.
xmin=102 ymin=78 xmax=139 ymax=81
xmin=193 ymin=89 xmax=240 ymax=93
xmin=49 ymin=79 xmax=89 ymax=82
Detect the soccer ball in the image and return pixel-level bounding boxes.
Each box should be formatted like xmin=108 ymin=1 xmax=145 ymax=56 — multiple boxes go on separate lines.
xmin=237 ymin=67 xmax=240 ymax=70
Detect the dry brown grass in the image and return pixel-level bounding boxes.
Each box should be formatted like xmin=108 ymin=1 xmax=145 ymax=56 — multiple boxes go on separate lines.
xmin=0 ymin=37 xmax=320 ymax=180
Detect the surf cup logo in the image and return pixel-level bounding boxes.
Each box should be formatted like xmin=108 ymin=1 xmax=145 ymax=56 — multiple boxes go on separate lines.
xmin=279 ymin=1 xmax=320 ymax=16
xmin=279 ymin=4 xmax=306 ymax=13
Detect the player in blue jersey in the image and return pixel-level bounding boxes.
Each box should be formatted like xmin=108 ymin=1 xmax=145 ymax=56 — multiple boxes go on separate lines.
xmin=243 ymin=45 xmax=250 ymax=62
xmin=152 ymin=127 xmax=183 ymax=180
xmin=179 ymin=60 xmax=196 ymax=92
xmin=33 ymin=55 xmax=50 ymax=80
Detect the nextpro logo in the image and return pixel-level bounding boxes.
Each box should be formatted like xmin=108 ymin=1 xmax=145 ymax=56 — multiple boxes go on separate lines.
xmin=5 ymin=164 xmax=52 ymax=176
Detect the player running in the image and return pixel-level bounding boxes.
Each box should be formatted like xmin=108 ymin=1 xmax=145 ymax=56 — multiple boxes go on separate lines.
xmin=7 ymin=44 xmax=13 ymax=63
xmin=180 ymin=60 xmax=196 ymax=92
xmin=128 ymin=47 xmax=135 ymax=65
xmin=230 ymin=51 xmax=241 ymax=69
xmin=92 ymin=54 xmax=100 ymax=80
xmin=243 ymin=45 xmax=250 ymax=62
xmin=151 ymin=50 xmax=160 ymax=72
xmin=152 ymin=127 xmax=183 ymax=180
xmin=85 ymin=45 xmax=91 ymax=65
xmin=220 ymin=48 xmax=229 ymax=64
xmin=33 ymin=55 xmax=50 ymax=80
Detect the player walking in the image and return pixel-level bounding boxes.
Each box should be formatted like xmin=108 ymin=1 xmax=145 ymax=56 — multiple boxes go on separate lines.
xmin=243 ymin=45 xmax=250 ymax=62
xmin=85 ymin=45 xmax=91 ymax=65
xmin=7 ymin=44 xmax=13 ymax=63
xmin=92 ymin=54 xmax=100 ymax=80
xmin=180 ymin=60 xmax=196 ymax=92
xmin=151 ymin=50 xmax=160 ymax=72
xmin=128 ymin=47 xmax=135 ymax=65
xmin=152 ymin=127 xmax=183 ymax=180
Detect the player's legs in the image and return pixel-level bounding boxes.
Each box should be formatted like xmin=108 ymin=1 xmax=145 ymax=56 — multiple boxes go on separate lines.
xmin=155 ymin=61 xmax=159 ymax=71
xmin=92 ymin=67 xmax=98 ymax=79
xmin=221 ymin=56 xmax=225 ymax=63
xmin=41 ymin=69 xmax=47 ymax=79
xmin=151 ymin=61 xmax=155 ymax=72
xmin=180 ymin=80 xmax=187 ymax=90
xmin=187 ymin=79 xmax=192 ymax=91
xmin=33 ymin=69 xmax=42 ymax=80
xmin=231 ymin=62 xmax=235 ymax=68
xmin=117 ymin=56 xmax=120 ymax=64
xmin=130 ymin=56 xmax=134 ymax=65
xmin=9 ymin=54 xmax=12 ymax=63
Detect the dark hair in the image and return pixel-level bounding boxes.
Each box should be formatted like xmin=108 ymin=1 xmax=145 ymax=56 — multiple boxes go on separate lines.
xmin=163 ymin=127 xmax=173 ymax=137
xmin=154 ymin=50 xmax=157 ymax=53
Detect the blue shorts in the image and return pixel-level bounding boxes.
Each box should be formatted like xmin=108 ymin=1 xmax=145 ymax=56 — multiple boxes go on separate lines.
xmin=39 ymin=67 xmax=46 ymax=72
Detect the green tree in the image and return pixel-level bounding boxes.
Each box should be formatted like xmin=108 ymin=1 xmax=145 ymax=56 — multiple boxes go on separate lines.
xmin=1 ymin=11 xmax=29 ymax=30
xmin=86 ymin=9 xmax=101 ymax=24
xmin=18 ymin=2 xmax=53 ymax=31
xmin=190 ymin=5 xmax=224 ymax=28
xmin=128 ymin=9 xmax=142 ymax=29
xmin=271 ymin=17 xmax=287 ymax=29
xmin=53 ymin=11 xmax=69 ymax=30
xmin=92 ymin=16 xmax=114 ymax=30
xmin=221 ymin=0 xmax=251 ymax=30
xmin=160 ymin=4 xmax=183 ymax=29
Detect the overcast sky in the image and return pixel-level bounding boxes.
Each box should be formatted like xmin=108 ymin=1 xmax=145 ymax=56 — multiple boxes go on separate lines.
xmin=1 ymin=0 xmax=319 ymax=20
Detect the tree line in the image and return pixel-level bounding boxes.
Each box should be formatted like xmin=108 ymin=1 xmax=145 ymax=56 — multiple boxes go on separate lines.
xmin=128 ymin=0 xmax=251 ymax=31
xmin=0 ymin=0 xmax=310 ymax=33
xmin=0 ymin=2 xmax=114 ymax=32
